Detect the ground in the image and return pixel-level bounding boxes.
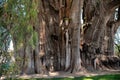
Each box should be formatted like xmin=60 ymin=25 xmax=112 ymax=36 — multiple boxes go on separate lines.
xmin=14 ymin=70 xmax=120 ymax=79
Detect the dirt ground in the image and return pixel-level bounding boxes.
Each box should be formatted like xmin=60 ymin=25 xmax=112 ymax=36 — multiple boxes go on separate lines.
xmin=14 ymin=69 xmax=120 ymax=79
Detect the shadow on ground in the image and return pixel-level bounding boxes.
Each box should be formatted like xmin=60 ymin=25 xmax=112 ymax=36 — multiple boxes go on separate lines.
xmin=15 ymin=74 xmax=120 ymax=80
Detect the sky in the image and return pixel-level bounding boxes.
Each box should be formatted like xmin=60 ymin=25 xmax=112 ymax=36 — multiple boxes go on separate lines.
xmin=8 ymin=40 xmax=14 ymax=51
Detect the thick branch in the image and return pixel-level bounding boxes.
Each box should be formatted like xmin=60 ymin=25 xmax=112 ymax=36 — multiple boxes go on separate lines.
xmin=107 ymin=0 xmax=120 ymax=11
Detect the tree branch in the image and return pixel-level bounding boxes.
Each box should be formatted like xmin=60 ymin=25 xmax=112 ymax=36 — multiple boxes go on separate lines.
xmin=107 ymin=0 xmax=120 ymax=11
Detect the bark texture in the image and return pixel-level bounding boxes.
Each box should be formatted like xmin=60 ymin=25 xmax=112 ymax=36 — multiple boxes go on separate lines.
xmin=81 ymin=0 xmax=120 ymax=70
xmin=13 ymin=0 xmax=120 ymax=74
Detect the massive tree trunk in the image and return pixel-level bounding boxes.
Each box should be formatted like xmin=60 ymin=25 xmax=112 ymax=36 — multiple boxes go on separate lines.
xmin=35 ymin=0 xmax=60 ymax=73
xmin=12 ymin=0 xmax=120 ymax=74
xmin=69 ymin=0 xmax=82 ymax=72
xmin=102 ymin=6 xmax=120 ymax=56
xmin=13 ymin=36 xmax=35 ymax=74
xmin=82 ymin=0 xmax=120 ymax=70
xmin=34 ymin=0 xmax=83 ymax=73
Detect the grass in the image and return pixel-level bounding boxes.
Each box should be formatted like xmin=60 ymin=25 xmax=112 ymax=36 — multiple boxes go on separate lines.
xmin=6 ymin=74 xmax=120 ymax=80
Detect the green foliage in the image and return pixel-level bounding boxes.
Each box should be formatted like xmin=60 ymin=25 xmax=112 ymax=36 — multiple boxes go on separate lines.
xmin=0 ymin=0 xmax=39 ymax=50
xmin=0 ymin=0 xmax=39 ymax=77
xmin=0 ymin=52 xmax=20 ymax=78
xmin=0 ymin=63 xmax=20 ymax=79
xmin=29 ymin=31 xmax=38 ymax=49
xmin=114 ymin=27 xmax=120 ymax=55
xmin=0 ymin=27 xmax=11 ymax=51
xmin=114 ymin=44 xmax=120 ymax=56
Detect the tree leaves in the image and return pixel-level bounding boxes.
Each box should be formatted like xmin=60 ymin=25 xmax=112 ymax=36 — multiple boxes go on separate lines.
xmin=0 ymin=0 xmax=39 ymax=50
